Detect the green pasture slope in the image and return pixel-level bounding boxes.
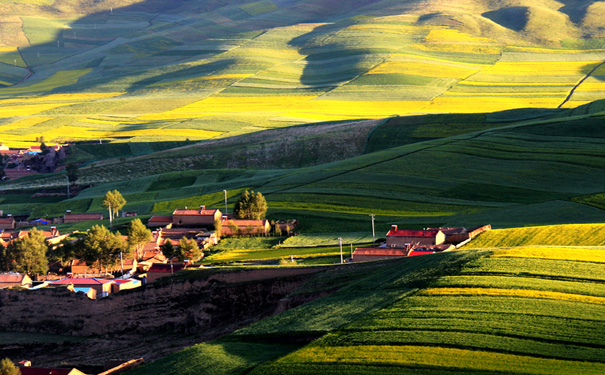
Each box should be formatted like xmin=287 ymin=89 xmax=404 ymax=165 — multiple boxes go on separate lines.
xmin=125 ymin=243 xmax=605 ymax=375
xmin=2 ymin=99 xmax=604 ymax=238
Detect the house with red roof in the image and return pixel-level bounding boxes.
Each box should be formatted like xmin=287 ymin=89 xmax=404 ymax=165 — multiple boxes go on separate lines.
xmin=146 ymin=263 xmax=192 ymax=283
xmin=385 ymin=225 xmax=445 ymax=248
xmin=63 ymin=211 xmax=103 ymax=223
xmin=221 ymin=219 xmax=271 ymax=237
xmin=0 ymin=273 xmax=32 ymax=288
xmin=0 ymin=216 xmax=16 ymax=230
xmin=50 ymin=278 xmax=114 ymax=298
xmin=172 ymin=205 xmax=222 ymax=227
xmin=147 ymin=215 xmax=173 ymax=228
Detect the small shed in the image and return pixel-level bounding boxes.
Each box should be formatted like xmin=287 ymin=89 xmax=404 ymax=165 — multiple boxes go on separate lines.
xmin=0 ymin=273 xmax=32 ymax=288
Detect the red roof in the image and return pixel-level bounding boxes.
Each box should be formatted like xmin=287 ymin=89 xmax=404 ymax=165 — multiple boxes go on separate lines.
xmin=408 ymin=250 xmax=436 ymax=257
xmin=148 ymin=263 xmax=186 ymax=273
xmin=51 ymin=278 xmax=114 ymax=285
xmin=173 ymin=209 xmax=218 ymax=216
xmin=148 ymin=216 xmax=173 ymax=223
xmin=386 ymin=229 xmax=441 ymax=238
xmin=354 ymin=248 xmax=408 ymax=256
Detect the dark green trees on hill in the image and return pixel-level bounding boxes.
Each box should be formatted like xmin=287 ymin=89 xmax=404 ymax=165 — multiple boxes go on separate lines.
xmin=234 ymin=190 xmax=267 ymax=220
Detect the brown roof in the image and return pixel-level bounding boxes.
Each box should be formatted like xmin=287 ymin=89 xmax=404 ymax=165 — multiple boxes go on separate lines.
xmin=0 ymin=273 xmax=29 ymax=283
xmin=148 ymin=215 xmax=173 ymax=223
xmin=64 ymin=213 xmax=103 ymax=220
xmin=0 ymin=217 xmax=15 ymax=224
xmin=386 ymin=229 xmax=441 ymax=238
xmin=173 ymin=209 xmax=218 ymax=216
xmin=354 ymin=248 xmax=409 ymax=256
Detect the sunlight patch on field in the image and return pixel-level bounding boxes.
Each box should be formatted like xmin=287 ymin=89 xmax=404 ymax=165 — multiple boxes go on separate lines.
xmin=368 ymin=61 xmax=480 ymax=79
xmin=0 ymin=68 xmax=92 ymax=95
xmin=420 ymin=288 xmax=605 ymax=305
xmin=0 ymin=103 xmax=76 ymax=117
xmin=0 ymin=116 xmax=51 ymax=131
xmin=490 ymin=247 xmax=605 ymax=263
xmin=424 ymin=97 xmax=563 ymax=112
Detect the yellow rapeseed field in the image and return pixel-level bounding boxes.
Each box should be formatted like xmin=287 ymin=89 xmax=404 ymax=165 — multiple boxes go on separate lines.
xmin=420 ymin=287 xmax=605 ymax=305
xmin=0 ymin=103 xmax=77 ymax=117
xmin=368 ymin=61 xmax=480 ymax=78
xmin=0 ymin=116 xmax=51 ymax=131
xmin=0 ymin=68 xmax=92 ymax=95
xmin=480 ymin=61 xmax=600 ymax=75
xmin=491 ymin=247 xmax=605 ymax=263
xmin=423 ymin=29 xmax=496 ymax=44
xmin=425 ymin=97 xmax=563 ymax=112
xmin=282 ymin=345 xmax=605 ymax=374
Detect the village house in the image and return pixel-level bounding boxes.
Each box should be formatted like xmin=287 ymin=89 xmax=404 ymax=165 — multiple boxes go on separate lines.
xmin=0 ymin=273 xmax=32 ymax=288
xmin=0 ymin=216 xmax=16 ymax=230
xmin=145 ymin=263 xmax=192 ymax=283
xmin=172 ymin=205 xmax=222 ymax=227
xmin=50 ymin=278 xmax=114 ymax=298
xmin=385 ymin=225 xmax=445 ymax=248
xmin=112 ymin=278 xmax=142 ymax=293
xmin=147 ymin=215 xmax=173 ymax=228
xmin=353 ymin=225 xmax=459 ymax=262
xmin=63 ymin=211 xmax=104 ymax=223
xmin=221 ymin=219 xmax=271 ymax=237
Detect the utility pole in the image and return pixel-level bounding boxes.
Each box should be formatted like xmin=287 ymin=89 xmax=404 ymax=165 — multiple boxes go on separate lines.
xmin=66 ymin=176 xmax=70 ymax=199
xmin=369 ymin=214 xmax=376 ymax=246
xmin=120 ymin=252 xmax=123 ymax=276
xmin=339 ymin=237 xmax=343 ymax=264
xmin=223 ymin=190 xmax=228 ymax=214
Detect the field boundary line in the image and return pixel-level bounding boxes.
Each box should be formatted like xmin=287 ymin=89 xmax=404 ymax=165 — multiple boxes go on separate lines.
xmin=558 ymin=60 xmax=605 ymax=109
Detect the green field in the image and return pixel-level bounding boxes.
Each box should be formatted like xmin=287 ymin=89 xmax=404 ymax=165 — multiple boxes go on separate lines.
xmin=122 ymin=242 xmax=605 ymax=375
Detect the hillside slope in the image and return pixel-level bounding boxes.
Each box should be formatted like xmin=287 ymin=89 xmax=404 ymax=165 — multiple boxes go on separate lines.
xmin=0 ymin=0 xmax=604 ymax=148
xmin=120 ymin=243 xmax=605 ymax=375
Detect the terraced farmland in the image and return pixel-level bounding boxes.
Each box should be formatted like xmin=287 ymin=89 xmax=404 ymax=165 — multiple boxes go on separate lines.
xmin=123 ymin=240 xmax=605 ymax=375
xmin=0 ymin=0 xmax=605 ymax=148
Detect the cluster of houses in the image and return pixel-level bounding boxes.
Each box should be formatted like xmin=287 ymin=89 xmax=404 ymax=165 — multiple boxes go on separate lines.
xmin=352 ymin=224 xmax=491 ymax=262
xmin=0 ymin=143 xmax=65 ymax=179
xmin=0 ymin=204 xmax=299 ymax=299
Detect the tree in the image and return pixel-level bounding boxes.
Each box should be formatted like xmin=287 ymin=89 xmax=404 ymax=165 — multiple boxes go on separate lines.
xmin=127 ymin=218 xmax=152 ymax=260
xmin=103 ymin=190 xmax=126 ymax=228
xmin=177 ymin=237 xmax=202 ymax=262
xmin=233 ymin=190 xmax=267 ymax=220
xmin=0 ymin=358 xmax=19 ymax=375
xmin=161 ymin=239 xmax=175 ymax=261
xmin=66 ymin=163 xmax=79 ymax=185
xmin=82 ymin=225 xmax=126 ymax=273
xmin=0 ymin=244 xmax=10 ymax=272
xmin=8 ymin=228 xmax=48 ymax=276
xmin=214 ymin=218 xmax=222 ymax=240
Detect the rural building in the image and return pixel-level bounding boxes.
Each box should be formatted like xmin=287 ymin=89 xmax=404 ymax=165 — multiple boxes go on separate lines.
xmin=146 ymin=263 xmax=190 ymax=283
xmin=71 ymin=286 xmax=97 ymax=299
xmin=0 ymin=273 xmax=32 ymax=288
xmin=221 ymin=219 xmax=271 ymax=237
xmin=0 ymin=216 xmax=16 ymax=230
xmin=50 ymin=278 xmax=114 ymax=298
xmin=111 ymin=278 xmax=142 ymax=293
xmin=147 ymin=215 xmax=173 ymax=227
xmin=172 ymin=205 xmax=222 ymax=227
xmin=386 ymin=225 xmax=445 ymax=248
xmin=69 ymin=259 xmax=102 ymax=276
xmin=63 ymin=211 xmax=103 ymax=223
xmin=352 ymin=248 xmax=409 ymax=262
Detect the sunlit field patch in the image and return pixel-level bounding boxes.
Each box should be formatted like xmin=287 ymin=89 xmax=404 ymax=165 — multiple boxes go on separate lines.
xmin=368 ymin=61 xmax=480 ymax=78
xmin=424 ymin=97 xmax=563 ymax=112
xmin=0 ymin=103 xmax=76 ymax=117
xmin=420 ymin=287 xmax=605 ymax=305
xmin=0 ymin=68 xmax=92 ymax=95
xmin=490 ymin=247 xmax=605 ymax=263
